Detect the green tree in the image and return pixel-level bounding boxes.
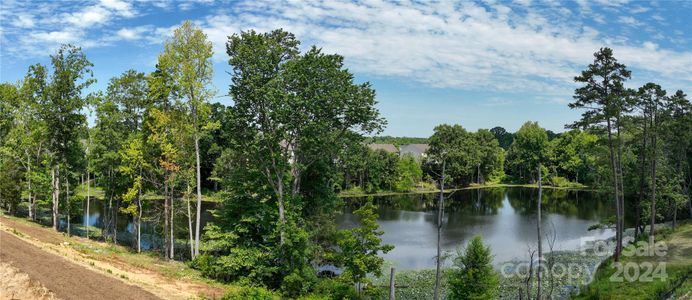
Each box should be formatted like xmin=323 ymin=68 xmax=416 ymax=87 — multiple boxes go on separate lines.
xmin=636 ymin=82 xmax=666 ymax=244
xmin=119 ymin=134 xmax=149 ymax=252
xmin=447 ymin=235 xmax=499 ymax=300
xmin=91 ymin=93 xmax=127 ymax=242
xmin=395 ymin=154 xmax=423 ymax=191
xmin=226 ymin=29 xmax=383 ymax=245
xmin=159 ymin=20 xmax=215 ymax=258
xmin=490 ymin=126 xmax=513 ymax=150
xmin=36 ymin=45 xmax=95 ymax=232
xmin=506 ymin=121 xmax=549 ymax=183
xmin=548 ymin=129 xmax=599 ymax=184
xmin=568 ymin=47 xmax=631 ymax=261
xmin=474 ymin=129 xmax=505 ymax=184
xmin=427 ymin=124 xmax=478 ymax=186
xmin=335 ymin=200 xmax=393 ymax=295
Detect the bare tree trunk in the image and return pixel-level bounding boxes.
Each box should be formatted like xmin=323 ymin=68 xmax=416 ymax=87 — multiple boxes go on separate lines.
xmin=525 ymin=248 xmax=535 ymax=300
xmin=27 ymin=155 xmax=34 ymax=220
xmin=186 ymin=184 xmax=195 ymax=259
xmin=389 ymin=267 xmax=396 ymax=300
xmin=670 ymin=198 xmax=676 ymax=230
xmin=615 ymin=118 xmax=626 ymax=258
xmin=164 ymin=176 xmax=170 ymax=259
xmin=536 ymin=164 xmax=543 ymax=300
xmin=194 ymin=128 xmax=202 ymax=259
xmin=605 ymin=117 xmax=622 ymax=261
xmin=649 ymin=126 xmax=657 ymax=246
xmin=137 ymin=186 xmax=142 ymax=253
xmin=86 ymin=171 xmax=90 ymax=239
xmin=434 ymin=159 xmax=446 ymax=300
xmin=635 ymin=117 xmax=648 ymax=240
xmin=114 ymin=198 xmax=119 ymax=243
xmin=170 ymin=184 xmax=175 ymax=260
xmin=52 ymin=166 xmax=59 ymax=231
xmin=66 ymin=176 xmax=71 ymax=237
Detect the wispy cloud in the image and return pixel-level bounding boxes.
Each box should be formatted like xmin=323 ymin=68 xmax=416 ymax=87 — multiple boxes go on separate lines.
xmin=184 ymin=1 xmax=692 ymax=94
xmin=1 ymin=0 xmax=690 ymax=96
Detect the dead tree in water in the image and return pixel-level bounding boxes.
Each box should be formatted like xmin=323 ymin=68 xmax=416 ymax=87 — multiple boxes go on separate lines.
xmin=433 ymin=158 xmax=446 ymax=300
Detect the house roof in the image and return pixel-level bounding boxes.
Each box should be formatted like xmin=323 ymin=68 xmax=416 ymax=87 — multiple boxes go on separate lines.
xmin=368 ymin=143 xmax=398 ymax=153
xmin=399 ymin=144 xmax=429 ymax=156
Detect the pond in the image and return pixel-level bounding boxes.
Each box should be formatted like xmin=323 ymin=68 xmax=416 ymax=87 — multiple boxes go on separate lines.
xmin=339 ymin=187 xmax=615 ymax=270
xmin=72 ymin=187 xmax=614 ymax=268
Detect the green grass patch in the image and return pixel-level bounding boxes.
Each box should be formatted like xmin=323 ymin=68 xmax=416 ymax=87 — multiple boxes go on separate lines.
xmin=573 ymin=222 xmax=692 ymax=299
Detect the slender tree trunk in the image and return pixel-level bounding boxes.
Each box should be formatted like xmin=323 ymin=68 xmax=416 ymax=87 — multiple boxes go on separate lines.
xmin=137 ymin=186 xmax=142 ymax=253
xmin=649 ymin=124 xmax=657 ymax=246
xmin=389 ymin=267 xmax=396 ymax=300
xmin=536 ymin=164 xmax=543 ymax=300
xmin=86 ymin=171 xmax=90 ymax=239
xmin=278 ymin=181 xmax=285 ymax=245
xmin=27 ymin=155 xmax=34 ymax=220
xmin=164 ymin=175 xmax=170 ymax=259
xmin=52 ymin=166 xmax=60 ymax=231
xmin=434 ymin=159 xmax=446 ymax=300
xmin=170 ymin=184 xmax=175 ymax=259
xmin=636 ymin=118 xmax=648 ymax=239
xmin=194 ymin=128 xmax=202 ymax=259
xmin=114 ymin=198 xmax=119 ymax=243
xmin=66 ymin=176 xmax=71 ymax=237
xmin=671 ymin=198 xmax=676 ymax=230
xmin=605 ymin=117 xmax=622 ymax=261
xmin=615 ymin=118 xmax=625 ymax=257
xmin=187 ymin=184 xmax=195 ymax=259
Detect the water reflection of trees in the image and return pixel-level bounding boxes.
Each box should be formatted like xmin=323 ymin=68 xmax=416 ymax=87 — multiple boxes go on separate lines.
xmin=342 ymin=188 xmax=614 ymax=222
xmin=506 ymin=188 xmax=613 ymax=219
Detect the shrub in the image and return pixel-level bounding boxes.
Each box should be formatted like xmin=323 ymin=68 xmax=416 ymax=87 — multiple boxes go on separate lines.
xmin=281 ymin=265 xmax=318 ymax=298
xmin=550 ymin=175 xmax=570 ymax=187
xmin=312 ymin=278 xmax=358 ymax=299
xmin=447 ymin=235 xmax=499 ymax=300
xmin=222 ymin=286 xmax=279 ymax=300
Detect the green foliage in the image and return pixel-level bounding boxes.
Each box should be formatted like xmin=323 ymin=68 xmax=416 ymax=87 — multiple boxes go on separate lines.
xmin=506 ymin=121 xmax=549 ymax=183
xmin=367 ymin=136 xmax=428 ymax=146
xmin=490 ymin=126 xmax=514 ymax=150
xmin=426 ymin=124 xmax=504 ymax=186
xmin=312 ymin=278 xmax=359 ymax=299
xmin=395 ymin=155 xmax=423 ymax=192
xmin=548 ymin=129 xmax=599 ymax=185
xmin=447 ymin=235 xmax=499 ymax=300
xmin=334 ymin=200 xmax=393 ymax=289
xmin=222 ymin=286 xmax=280 ymax=300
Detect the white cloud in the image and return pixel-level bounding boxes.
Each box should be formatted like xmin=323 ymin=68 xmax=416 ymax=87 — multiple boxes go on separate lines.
xmin=101 ymin=0 xmax=135 ymax=17
xmin=2 ymin=0 xmax=690 ymax=96
xmin=185 ymin=1 xmax=691 ymax=94
xmin=618 ymin=16 xmax=641 ymax=26
xmin=630 ymin=6 xmax=650 ymax=13
xmin=116 ymin=26 xmax=150 ymax=40
xmin=65 ymin=5 xmax=111 ymax=28
xmin=11 ymin=14 xmax=35 ymax=28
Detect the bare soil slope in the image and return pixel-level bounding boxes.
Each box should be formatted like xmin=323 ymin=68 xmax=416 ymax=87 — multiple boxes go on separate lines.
xmin=0 ymin=230 xmax=160 ymax=300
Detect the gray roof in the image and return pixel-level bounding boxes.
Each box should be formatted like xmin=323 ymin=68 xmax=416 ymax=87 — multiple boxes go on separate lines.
xmin=399 ymin=144 xmax=429 ymax=158
xmin=368 ymin=143 xmax=398 ymax=153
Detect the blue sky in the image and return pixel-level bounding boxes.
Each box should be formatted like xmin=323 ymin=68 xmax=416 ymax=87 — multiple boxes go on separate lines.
xmin=1 ymin=0 xmax=690 ymax=137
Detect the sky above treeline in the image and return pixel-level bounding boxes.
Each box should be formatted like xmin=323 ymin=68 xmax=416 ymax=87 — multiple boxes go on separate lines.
xmin=1 ymin=0 xmax=691 ymax=137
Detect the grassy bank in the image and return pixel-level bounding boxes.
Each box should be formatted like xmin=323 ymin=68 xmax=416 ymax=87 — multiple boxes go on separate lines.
xmin=573 ymin=222 xmax=692 ymax=299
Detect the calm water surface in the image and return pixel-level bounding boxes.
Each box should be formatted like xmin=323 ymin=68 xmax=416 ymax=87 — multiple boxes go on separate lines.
xmin=339 ymin=187 xmax=615 ymax=270
xmin=77 ymin=187 xmax=614 ymax=268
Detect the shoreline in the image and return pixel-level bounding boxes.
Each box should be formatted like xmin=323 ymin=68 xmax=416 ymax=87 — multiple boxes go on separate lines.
xmin=339 ymin=183 xmax=599 ymax=198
